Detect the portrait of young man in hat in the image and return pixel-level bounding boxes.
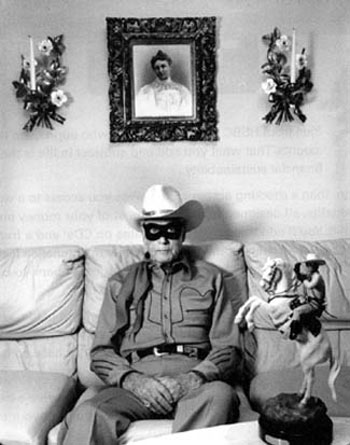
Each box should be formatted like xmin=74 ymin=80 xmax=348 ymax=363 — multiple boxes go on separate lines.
xmin=63 ymin=185 xmax=242 ymax=445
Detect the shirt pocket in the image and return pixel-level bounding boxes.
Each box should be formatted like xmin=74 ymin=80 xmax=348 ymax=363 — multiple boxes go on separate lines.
xmin=175 ymin=287 xmax=213 ymax=325
xmin=147 ymin=291 xmax=162 ymax=325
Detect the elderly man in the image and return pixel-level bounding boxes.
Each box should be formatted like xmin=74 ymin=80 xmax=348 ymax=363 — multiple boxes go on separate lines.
xmin=63 ymin=185 xmax=242 ymax=445
xmin=136 ymin=50 xmax=192 ymax=117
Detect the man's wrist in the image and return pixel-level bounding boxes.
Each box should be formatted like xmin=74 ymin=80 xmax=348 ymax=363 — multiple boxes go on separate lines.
xmin=190 ymin=370 xmax=207 ymax=383
xmin=178 ymin=371 xmax=206 ymax=392
xmin=120 ymin=371 xmax=141 ymax=388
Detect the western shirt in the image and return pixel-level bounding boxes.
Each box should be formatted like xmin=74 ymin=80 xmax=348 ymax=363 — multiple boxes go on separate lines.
xmin=90 ymin=253 xmax=242 ymax=387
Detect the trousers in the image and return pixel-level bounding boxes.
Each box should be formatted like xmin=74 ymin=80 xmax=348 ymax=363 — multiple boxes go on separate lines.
xmin=62 ymin=380 xmax=239 ymax=445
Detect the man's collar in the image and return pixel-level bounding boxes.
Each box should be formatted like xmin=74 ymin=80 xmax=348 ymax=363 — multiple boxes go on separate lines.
xmin=144 ymin=251 xmax=193 ymax=280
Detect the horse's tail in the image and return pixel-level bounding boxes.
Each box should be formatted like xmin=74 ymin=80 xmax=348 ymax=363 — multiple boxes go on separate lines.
xmin=328 ymin=350 xmax=341 ymax=402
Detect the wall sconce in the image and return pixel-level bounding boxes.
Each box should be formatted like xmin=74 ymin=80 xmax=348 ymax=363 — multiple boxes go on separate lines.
xmin=12 ymin=34 xmax=70 ymax=131
xmin=261 ymin=27 xmax=313 ymax=125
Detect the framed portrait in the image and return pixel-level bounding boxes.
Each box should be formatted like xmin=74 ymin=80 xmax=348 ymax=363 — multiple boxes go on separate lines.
xmin=106 ymin=17 xmax=218 ymax=142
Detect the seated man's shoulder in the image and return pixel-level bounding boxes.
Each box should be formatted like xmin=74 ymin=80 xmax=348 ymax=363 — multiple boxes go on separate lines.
xmin=192 ymin=257 xmax=232 ymax=278
xmin=107 ymin=261 xmax=144 ymax=284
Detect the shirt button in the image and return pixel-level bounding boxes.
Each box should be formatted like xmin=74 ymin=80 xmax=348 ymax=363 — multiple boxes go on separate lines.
xmin=164 ymin=314 xmax=168 ymax=319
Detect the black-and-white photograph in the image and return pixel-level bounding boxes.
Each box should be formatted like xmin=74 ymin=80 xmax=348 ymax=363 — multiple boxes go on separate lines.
xmin=1 ymin=2 xmax=350 ymax=445
xmin=132 ymin=43 xmax=195 ymax=119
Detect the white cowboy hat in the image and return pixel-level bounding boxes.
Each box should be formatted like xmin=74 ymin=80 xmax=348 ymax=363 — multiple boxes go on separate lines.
xmin=298 ymin=253 xmax=326 ymax=266
xmin=124 ymin=184 xmax=205 ymax=232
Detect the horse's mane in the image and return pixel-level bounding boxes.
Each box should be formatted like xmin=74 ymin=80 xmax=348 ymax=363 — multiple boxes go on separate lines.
xmin=262 ymin=257 xmax=295 ymax=280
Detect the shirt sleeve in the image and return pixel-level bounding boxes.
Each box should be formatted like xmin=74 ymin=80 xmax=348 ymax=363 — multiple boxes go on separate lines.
xmin=90 ymin=276 xmax=136 ymax=387
xmin=192 ymin=270 xmax=243 ymax=384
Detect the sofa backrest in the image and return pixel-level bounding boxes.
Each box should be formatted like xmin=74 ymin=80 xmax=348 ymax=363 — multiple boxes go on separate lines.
xmin=78 ymin=240 xmax=248 ymax=387
xmin=243 ymin=239 xmax=350 ymax=374
xmin=0 ymin=245 xmax=84 ymax=376
xmin=3 ymin=239 xmax=347 ymax=386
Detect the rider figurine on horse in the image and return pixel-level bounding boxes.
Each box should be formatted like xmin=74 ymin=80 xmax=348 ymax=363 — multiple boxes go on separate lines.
xmin=289 ymin=253 xmax=327 ymax=340
xmin=234 ymin=254 xmax=339 ymax=406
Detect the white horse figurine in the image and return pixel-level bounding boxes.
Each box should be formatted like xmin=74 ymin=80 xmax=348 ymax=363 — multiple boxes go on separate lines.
xmin=235 ymin=257 xmax=340 ymax=405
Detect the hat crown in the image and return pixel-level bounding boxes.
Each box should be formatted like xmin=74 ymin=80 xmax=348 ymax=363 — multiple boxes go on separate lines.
xmin=124 ymin=184 xmax=204 ymax=232
xmin=306 ymin=253 xmax=318 ymax=261
xmin=142 ymin=185 xmax=183 ymax=216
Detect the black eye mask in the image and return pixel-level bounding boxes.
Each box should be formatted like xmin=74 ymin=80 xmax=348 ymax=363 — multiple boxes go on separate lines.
xmin=143 ymin=222 xmax=183 ymax=241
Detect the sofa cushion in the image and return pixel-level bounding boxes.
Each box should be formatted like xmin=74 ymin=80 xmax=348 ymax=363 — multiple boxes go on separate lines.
xmin=120 ymin=420 xmax=173 ymax=444
xmin=0 ymin=334 xmax=78 ymax=376
xmin=249 ymin=365 xmax=350 ymax=417
xmin=0 ymin=370 xmax=77 ymax=445
xmin=84 ymin=241 xmax=247 ymax=333
xmin=244 ymin=239 xmax=350 ymax=323
xmin=0 ymin=246 xmax=84 ymax=339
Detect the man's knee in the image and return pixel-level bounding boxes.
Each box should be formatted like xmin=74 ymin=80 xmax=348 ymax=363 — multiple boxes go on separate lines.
xmin=206 ymin=381 xmax=239 ymax=404
xmin=70 ymin=397 xmax=99 ymax=422
xmin=63 ymin=398 xmax=100 ymax=445
xmin=201 ymin=381 xmax=240 ymax=420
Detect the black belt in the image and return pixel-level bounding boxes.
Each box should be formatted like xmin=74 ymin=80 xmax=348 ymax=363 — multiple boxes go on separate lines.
xmin=136 ymin=344 xmax=208 ymax=360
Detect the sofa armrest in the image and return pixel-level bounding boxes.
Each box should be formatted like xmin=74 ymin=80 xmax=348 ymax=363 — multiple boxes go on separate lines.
xmin=0 ymin=370 xmax=77 ymax=445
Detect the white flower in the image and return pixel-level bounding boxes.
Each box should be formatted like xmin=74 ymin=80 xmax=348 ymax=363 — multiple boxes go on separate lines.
xmin=22 ymin=58 xmax=31 ymax=70
xmin=38 ymin=39 xmax=53 ymax=56
xmin=296 ymin=53 xmax=308 ymax=70
xmin=275 ymin=35 xmax=290 ymax=52
xmin=22 ymin=58 xmax=37 ymax=70
xmin=50 ymin=89 xmax=68 ymax=107
xmin=262 ymin=78 xmax=277 ymax=95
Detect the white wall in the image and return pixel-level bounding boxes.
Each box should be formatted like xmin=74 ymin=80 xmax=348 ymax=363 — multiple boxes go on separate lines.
xmin=0 ymin=0 xmax=349 ymax=247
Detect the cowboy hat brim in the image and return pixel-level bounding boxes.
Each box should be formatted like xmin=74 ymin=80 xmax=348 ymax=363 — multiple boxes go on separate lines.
xmin=305 ymin=259 xmax=326 ymax=265
xmin=125 ymin=200 xmax=205 ymax=233
xmin=295 ymin=259 xmax=326 ymax=266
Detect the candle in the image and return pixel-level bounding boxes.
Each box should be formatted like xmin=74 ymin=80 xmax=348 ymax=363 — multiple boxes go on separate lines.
xmin=291 ymin=28 xmax=296 ymax=84
xmin=29 ymin=36 xmax=36 ymax=91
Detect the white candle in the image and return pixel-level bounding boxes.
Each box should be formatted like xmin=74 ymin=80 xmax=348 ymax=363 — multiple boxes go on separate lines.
xmin=291 ymin=28 xmax=296 ymax=84
xmin=29 ymin=36 xmax=36 ymax=90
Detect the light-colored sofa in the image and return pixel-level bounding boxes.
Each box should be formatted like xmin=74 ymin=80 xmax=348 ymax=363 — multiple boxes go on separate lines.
xmin=0 ymin=239 xmax=349 ymax=445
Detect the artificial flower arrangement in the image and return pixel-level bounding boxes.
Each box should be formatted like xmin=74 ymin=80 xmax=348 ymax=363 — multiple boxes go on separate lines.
xmin=12 ymin=35 xmax=70 ymax=131
xmin=261 ymin=27 xmax=313 ymax=124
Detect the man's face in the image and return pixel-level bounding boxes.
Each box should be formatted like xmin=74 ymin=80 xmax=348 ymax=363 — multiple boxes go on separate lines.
xmin=153 ymin=59 xmax=171 ymax=81
xmin=141 ymin=219 xmax=185 ymax=265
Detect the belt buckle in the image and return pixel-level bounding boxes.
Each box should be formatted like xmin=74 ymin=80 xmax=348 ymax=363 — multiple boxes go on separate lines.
xmin=153 ymin=346 xmax=168 ymax=357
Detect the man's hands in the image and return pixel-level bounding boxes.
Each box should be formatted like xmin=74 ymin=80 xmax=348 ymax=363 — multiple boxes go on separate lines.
xmin=155 ymin=372 xmax=205 ymax=404
xmin=157 ymin=376 xmax=183 ymax=401
xmin=122 ymin=371 xmax=205 ymax=414
xmin=174 ymin=371 xmax=205 ymax=395
xmin=122 ymin=372 xmax=175 ymax=415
